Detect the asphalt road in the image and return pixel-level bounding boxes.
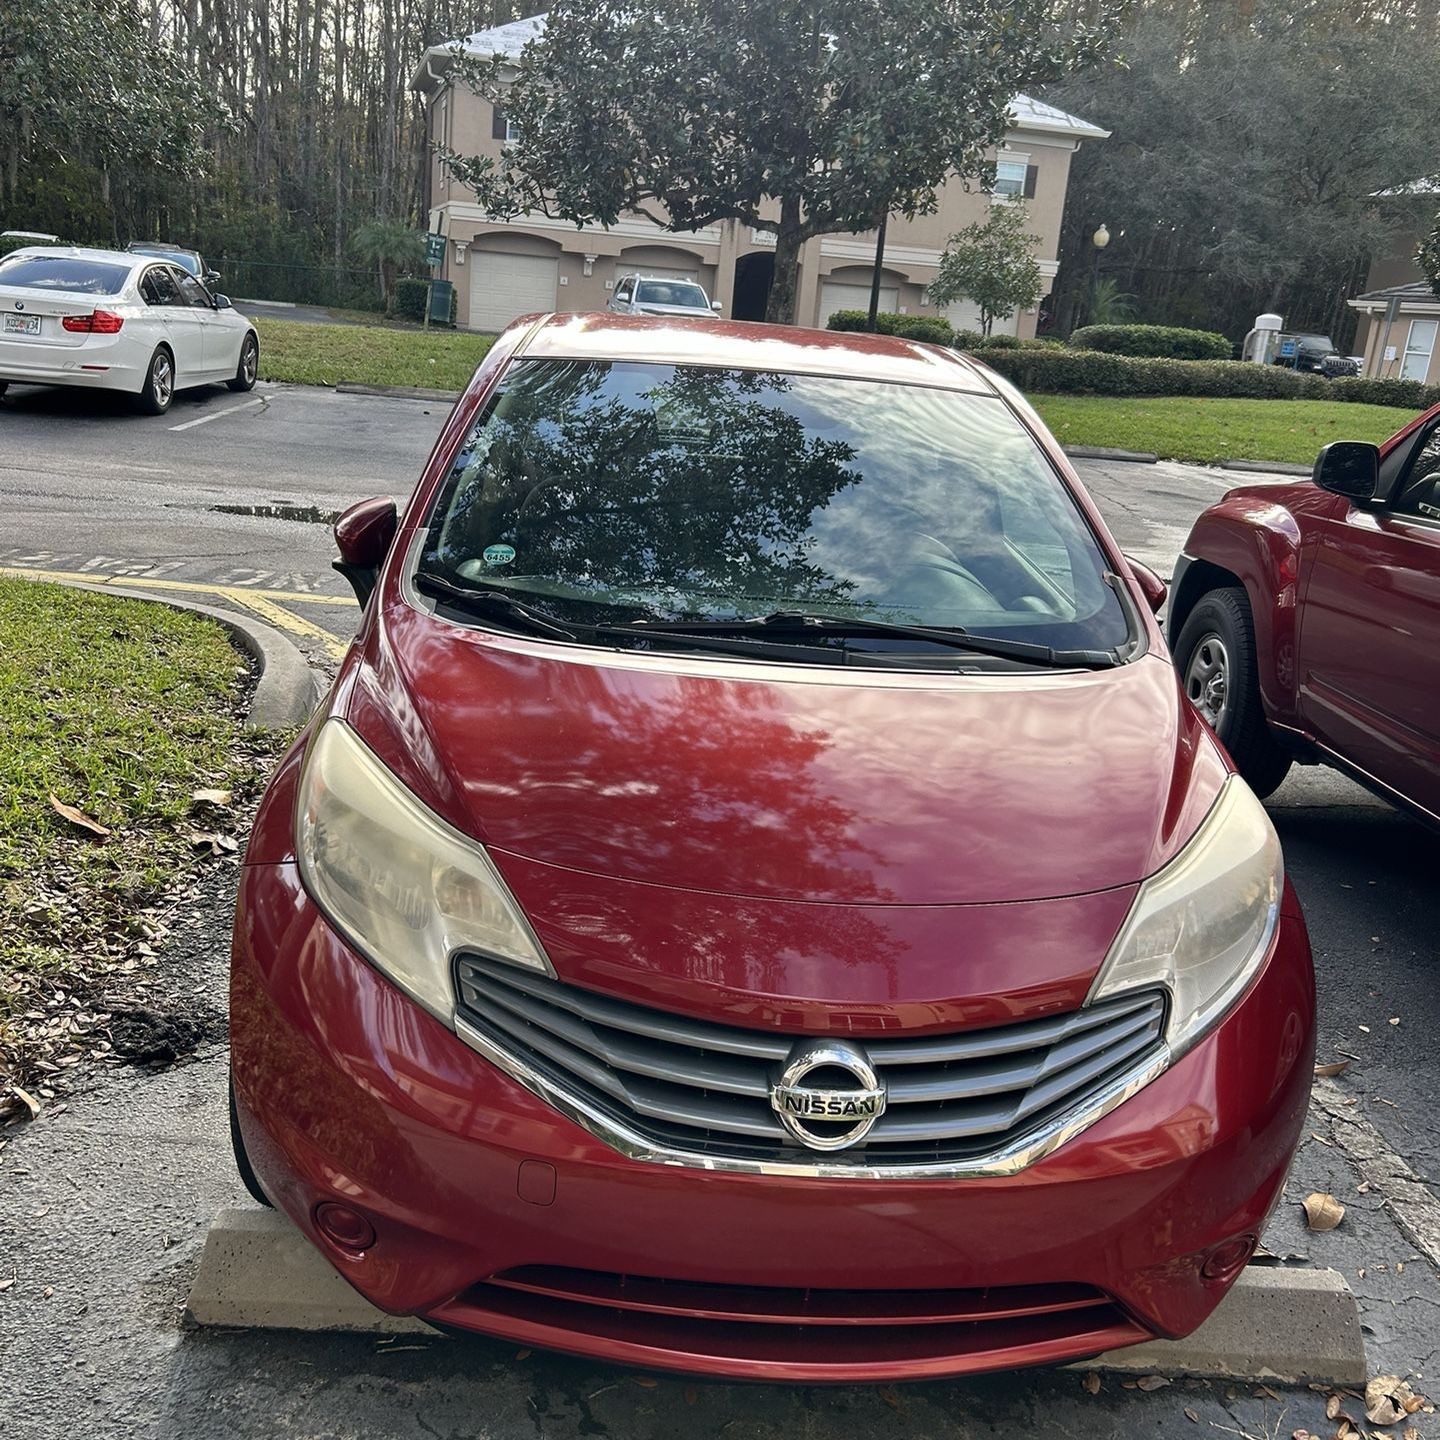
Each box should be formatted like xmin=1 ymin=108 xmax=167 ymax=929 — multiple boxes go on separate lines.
xmin=2 ymin=378 xmax=1440 ymax=1438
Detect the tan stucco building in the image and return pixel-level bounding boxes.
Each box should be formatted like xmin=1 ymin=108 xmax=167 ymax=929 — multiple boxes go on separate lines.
xmin=1349 ymin=180 xmax=1440 ymax=384
xmin=411 ymin=14 xmax=1106 ymax=336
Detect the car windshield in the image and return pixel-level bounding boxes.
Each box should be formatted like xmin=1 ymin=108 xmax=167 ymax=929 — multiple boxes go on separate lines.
xmin=0 ymin=255 xmax=131 ymax=294
xmin=635 ymin=281 xmax=708 ymax=309
xmin=418 ymin=360 xmax=1131 ymax=654
xmin=131 ymin=246 xmax=200 ymax=276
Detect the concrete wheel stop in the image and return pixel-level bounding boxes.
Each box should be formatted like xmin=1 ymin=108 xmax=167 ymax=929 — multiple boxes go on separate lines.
xmin=186 ymin=1207 xmax=1366 ymax=1384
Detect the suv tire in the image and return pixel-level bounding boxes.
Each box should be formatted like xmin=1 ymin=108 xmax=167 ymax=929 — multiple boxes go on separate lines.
xmin=1175 ymin=586 xmax=1292 ymax=797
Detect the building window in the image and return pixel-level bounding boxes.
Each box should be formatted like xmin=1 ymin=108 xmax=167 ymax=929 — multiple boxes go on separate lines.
xmin=993 ymin=159 xmax=1029 ymax=198
xmin=491 ymin=107 xmax=522 ymax=144
xmin=1401 ymin=319 xmax=1437 ymax=382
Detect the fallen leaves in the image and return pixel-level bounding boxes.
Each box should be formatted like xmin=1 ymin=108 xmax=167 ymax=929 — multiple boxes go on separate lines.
xmin=1314 ymin=1061 xmax=1351 ymax=1079
xmin=47 ymin=795 xmax=110 ymax=839
xmin=1365 ymin=1377 xmax=1426 ymax=1427
xmin=1082 ymin=1371 xmax=1102 ymax=1395
xmin=190 ymin=788 xmax=233 ymax=808
xmin=8 ymin=1085 xmax=41 ymax=1119
xmin=1303 ymin=1192 xmax=1346 ymax=1231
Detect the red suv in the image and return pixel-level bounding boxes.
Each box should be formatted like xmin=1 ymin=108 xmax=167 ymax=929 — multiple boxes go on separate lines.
xmin=1171 ymin=405 xmax=1440 ymax=817
xmin=230 ymin=314 xmax=1313 ymax=1381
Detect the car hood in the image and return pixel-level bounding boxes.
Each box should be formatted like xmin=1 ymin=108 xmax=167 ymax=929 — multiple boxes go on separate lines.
xmin=346 ymin=603 xmax=1228 ymax=908
xmin=633 ymin=303 xmax=714 ymax=318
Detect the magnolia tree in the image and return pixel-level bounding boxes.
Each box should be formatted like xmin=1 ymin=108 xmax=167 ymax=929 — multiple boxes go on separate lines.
xmin=439 ymin=0 xmax=1123 ymax=324
xmin=927 ymin=202 xmax=1043 ymax=335
xmin=1421 ymin=211 xmax=1440 ymax=299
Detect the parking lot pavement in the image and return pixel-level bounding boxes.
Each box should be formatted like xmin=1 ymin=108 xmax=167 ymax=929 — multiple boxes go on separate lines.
xmin=4 ymin=386 xmax=1440 ymax=1436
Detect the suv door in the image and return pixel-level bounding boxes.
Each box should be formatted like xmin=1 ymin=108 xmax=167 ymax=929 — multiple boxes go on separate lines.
xmin=1296 ymin=416 xmax=1440 ymax=817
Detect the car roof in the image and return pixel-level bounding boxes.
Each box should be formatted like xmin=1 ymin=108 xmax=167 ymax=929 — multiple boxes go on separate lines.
xmin=516 ymin=313 xmax=998 ymax=394
xmin=2 ymin=244 xmax=149 ymax=269
xmin=128 ymin=241 xmax=200 ymax=255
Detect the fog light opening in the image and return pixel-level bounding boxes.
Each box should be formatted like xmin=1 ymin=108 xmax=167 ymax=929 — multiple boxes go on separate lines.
xmin=315 ymin=1201 xmax=377 ymax=1254
xmin=1201 ymin=1234 xmax=1257 ymax=1283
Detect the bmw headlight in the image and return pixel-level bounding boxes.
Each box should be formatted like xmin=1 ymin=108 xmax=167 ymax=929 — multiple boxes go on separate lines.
xmin=296 ymin=718 xmax=550 ymax=1023
xmin=1090 ymin=777 xmax=1282 ymax=1057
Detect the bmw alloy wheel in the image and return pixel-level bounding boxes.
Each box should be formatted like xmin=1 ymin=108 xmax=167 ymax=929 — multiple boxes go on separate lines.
xmin=153 ymin=352 xmax=173 ymax=406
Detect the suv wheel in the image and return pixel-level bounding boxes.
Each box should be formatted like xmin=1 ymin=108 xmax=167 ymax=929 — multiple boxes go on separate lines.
xmin=1175 ymin=587 xmax=1292 ymax=797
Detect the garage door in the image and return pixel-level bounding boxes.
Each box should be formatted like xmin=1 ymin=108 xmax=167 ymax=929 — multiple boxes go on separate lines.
xmin=943 ymin=300 xmax=1017 ymax=338
xmin=819 ymin=281 xmax=898 ymax=327
xmin=469 ymin=251 xmax=558 ymax=331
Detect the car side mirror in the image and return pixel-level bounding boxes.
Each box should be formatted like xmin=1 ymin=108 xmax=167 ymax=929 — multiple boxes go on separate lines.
xmin=205 ymin=270 xmax=222 ymax=287
xmin=333 ymin=496 xmax=397 ymax=606
xmin=213 ymin=294 xmax=233 ymax=309
xmin=1124 ymin=556 xmax=1167 ymax=614
xmin=1313 ymin=441 xmax=1380 ymax=503
xmin=712 ymin=301 xmax=723 ymax=312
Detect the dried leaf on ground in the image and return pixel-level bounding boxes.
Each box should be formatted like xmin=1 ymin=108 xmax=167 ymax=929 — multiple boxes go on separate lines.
xmin=1328 ymin=1396 xmax=1343 ymax=1420
xmin=9 ymin=1085 xmax=41 ymax=1118
xmin=48 ymin=795 xmax=110 ymax=838
xmin=1365 ymin=1377 xmax=1421 ymax=1427
xmin=1136 ymin=1376 xmax=1170 ymax=1392
xmin=190 ymin=788 xmax=233 ymax=807
xmin=1185 ymin=1408 xmax=1199 ymax=1423
xmin=1315 ymin=1061 xmax=1351 ymax=1078
xmin=1082 ymin=1372 xmax=1102 ymax=1395
xmin=1303 ymin=1193 xmax=1346 ymax=1231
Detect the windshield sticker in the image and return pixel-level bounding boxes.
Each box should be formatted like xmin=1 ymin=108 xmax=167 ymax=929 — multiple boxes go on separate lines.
xmin=482 ymin=543 xmax=516 ymax=567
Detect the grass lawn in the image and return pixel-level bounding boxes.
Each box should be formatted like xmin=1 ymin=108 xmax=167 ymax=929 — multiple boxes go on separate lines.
xmin=1031 ymin=394 xmax=1421 ymax=467
xmin=255 ymin=315 xmax=495 ymax=391
xmin=0 ymin=578 xmax=278 ymax=1107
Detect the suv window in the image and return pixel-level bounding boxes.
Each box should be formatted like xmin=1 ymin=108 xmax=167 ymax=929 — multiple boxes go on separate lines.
xmin=1393 ymin=422 xmax=1440 ymax=523
xmin=635 ymin=280 xmax=707 ymax=309
xmin=614 ymin=279 xmax=634 ymax=303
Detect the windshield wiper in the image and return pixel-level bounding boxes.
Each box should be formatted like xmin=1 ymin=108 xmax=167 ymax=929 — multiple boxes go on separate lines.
xmin=608 ymin=611 xmax=1119 ymax=669
xmin=413 ymin=572 xmax=584 ymax=640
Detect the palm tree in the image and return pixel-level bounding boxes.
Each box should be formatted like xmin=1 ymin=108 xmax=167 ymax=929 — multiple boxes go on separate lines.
xmin=352 ymin=218 xmax=423 ymax=313
xmin=1087 ymin=276 xmax=1138 ymax=326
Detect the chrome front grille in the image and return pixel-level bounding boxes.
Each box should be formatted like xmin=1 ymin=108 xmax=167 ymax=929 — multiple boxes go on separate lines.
xmin=454 ymin=955 xmax=1168 ymax=1172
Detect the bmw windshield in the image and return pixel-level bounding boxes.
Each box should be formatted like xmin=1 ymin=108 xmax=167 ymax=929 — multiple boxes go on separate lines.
xmin=417 ymin=360 xmax=1132 ymax=659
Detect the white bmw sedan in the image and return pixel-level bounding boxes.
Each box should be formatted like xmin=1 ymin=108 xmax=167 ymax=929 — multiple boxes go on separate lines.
xmin=0 ymin=246 xmax=259 ymax=415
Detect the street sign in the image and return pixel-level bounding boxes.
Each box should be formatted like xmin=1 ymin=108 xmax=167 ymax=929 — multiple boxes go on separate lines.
xmin=424 ymin=232 xmax=445 ymax=268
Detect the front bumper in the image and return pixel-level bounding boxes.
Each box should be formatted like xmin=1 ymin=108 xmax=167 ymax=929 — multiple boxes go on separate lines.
xmin=231 ymin=863 xmax=1314 ymax=1383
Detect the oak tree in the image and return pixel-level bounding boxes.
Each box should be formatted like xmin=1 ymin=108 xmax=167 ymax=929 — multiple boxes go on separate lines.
xmin=439 ymin=0 xmax=1124 ymax=324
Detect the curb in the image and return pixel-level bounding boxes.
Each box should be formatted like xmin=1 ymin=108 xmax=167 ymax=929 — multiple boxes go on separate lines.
xmin=188 ymin=1207 xmax=1366 ymax=1383
xmin=1062 ymin=445 xmax=1160 ymax=463
xmin=1219 ymin=458 xmax=1313 ymax=476
xmin=334 ymin=382 xmax=462 ymax=403
xmin=16 ymin=576 xmax=321 ymax=730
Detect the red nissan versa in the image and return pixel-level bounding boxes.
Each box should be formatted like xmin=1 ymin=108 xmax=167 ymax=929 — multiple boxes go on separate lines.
xmin=230 ymin=314 xmax=1315 ymax=1383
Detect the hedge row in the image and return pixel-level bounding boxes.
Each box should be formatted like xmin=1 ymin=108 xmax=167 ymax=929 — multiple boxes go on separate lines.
xmin=976 ymin=346 xmax=1440 ymax=408
xmin=1067 ymin=323 xmax=1232 ymax=361
xmin=827 ymin=310 xmax=1061 ymax=350
xmin=826 ymin=309 xmax=953 ymax=344
xmin=824 ymin=310 xmax=1436 ymax=407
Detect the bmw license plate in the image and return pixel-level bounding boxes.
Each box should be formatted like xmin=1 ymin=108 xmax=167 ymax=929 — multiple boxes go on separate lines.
xmin=3 ymin=314 xmax=40 ymax=336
